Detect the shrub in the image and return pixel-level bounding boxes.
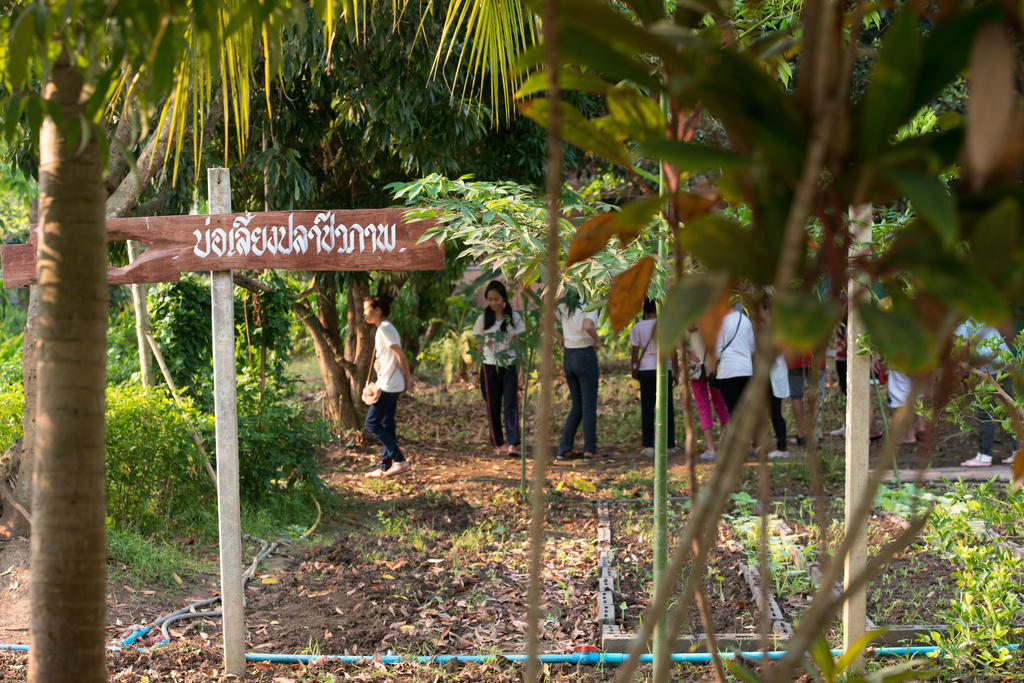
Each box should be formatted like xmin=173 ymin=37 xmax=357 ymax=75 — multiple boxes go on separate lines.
xmin=105 ymin=383 xmax=212 ymax=532
xmin=236 ymin=370 xmax=329 ymax=500
xmin=0 ymin=382 xmax=24 ymax=453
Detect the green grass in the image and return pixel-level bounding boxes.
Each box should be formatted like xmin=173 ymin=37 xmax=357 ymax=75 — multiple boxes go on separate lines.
xmin=107 ymin=526 xmax=217 ymax=587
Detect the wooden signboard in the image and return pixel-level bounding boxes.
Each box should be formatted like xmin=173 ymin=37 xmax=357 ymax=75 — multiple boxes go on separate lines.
xmin=1 ymin=208 xmax=442 ymax=287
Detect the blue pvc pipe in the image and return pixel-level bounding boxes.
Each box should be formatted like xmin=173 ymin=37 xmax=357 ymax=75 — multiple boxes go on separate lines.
xmin=3 ymin=642 xmax=1021 ymax=665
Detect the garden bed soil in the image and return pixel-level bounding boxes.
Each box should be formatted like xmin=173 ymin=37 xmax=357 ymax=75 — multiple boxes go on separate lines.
xmin=612 ymin=511 xmax=760 ymax=636
xmin=0 ymin=370 xmax=1011 ymax=679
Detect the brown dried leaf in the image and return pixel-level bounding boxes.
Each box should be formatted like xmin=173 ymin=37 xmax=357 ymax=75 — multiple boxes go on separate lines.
xmin=674 ymin=188 xmax=719 ymax=224
xmin=965 ymin=23 xmax=1016 ymax=190
xmin=1012 ymin=447 xmax=1024 ymax=492
xmin=566 ymin=213 xmax=617 ymax=265
xmin=608 ymin=257 xmax=655 ymax=332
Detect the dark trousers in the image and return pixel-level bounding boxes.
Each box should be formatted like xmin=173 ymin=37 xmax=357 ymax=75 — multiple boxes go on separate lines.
xmin=559 ymin=347 xmax=599 ymax=455
xmin=769 ymin=393 xmax=787 ymax=450
xmin=480 ymin=364 xmax=520 ymax=447
xmin=978 ymin=380 xmax=1018 ymax=455
xmin=638 ymin=369 xmax=675 ymax=448
xmin=364 ymin=391 xmax=404 ymax=470
xmin=716 ymin=375 xmax=750 ymax=416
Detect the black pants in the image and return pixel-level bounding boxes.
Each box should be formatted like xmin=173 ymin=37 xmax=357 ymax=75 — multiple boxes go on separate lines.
xmin=769 ymin=393 xmax=787 ymax=450
xmin=716 ymin=375 xmax=749 ymax=416
xmin=480 ymin=364 xmax=520 ymax=448
xmin=638 ymin=370 xmax=676 ymax=448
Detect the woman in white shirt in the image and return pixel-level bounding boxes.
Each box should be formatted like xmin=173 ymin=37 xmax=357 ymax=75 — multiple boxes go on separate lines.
xmin=714 ymin=305 xmax=755 ymax=415
xmin=629 ymin=299 xmax=676 ymax=455
xmin=472 ymin=280 xmax=526 ymax=456
xmin=362 ymin=295 xmax=413 ymax=478
xmin=556 ymin=297 xmax=604 ymax=459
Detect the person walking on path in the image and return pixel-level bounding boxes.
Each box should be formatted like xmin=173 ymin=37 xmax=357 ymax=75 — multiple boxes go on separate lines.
xmin=472 ymin=280 xmax=526 ymax=456
xmin=767 ymin=353 xmax=790 ymax=459
xmin=956 ymin=318 xmax=1019 ymax=467
xmin=713 ymin=304 xmax=756 ymax=417
xmin=630 ymin=299 xmax=677 ymax=456
xmin=688 ymin=328 xmax=730 ymax=460
xmin=556 ymin=296 xmax=605 ymax=460
xmin=362 ymin=295 xmax=413 ymax=478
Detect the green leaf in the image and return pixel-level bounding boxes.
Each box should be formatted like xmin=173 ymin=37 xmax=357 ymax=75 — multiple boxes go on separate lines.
xmin=774 ymin=292 xmax=838 ymax=352
xmin=9 ymin=8 xmax=35 ymax=91
xmin=656 ymin=273 xmax=729 ymax=350
xmin=557 ymin=26 xmax=660 ymax=90
xmin=861 ymin=10 xmax=923 ymax=158
xmin=678 ymin=214 xmax=772 ymax=284
xmin=880 ymin=169 xmax=957 ymax=247
xmin=836 ymin=627 xmax=887 ymax=674
xmin=638 ymin=139 xmax=749 ymax=173
xmin=24 ymin=95 xmax=42 ymax=137
xmin=967 ymin=197 xmax=1020 ymax=281
xmin=515 ymin=68 xmax=610 ymax=99
xmin=723 ymin=657 xmax=760 ymax=683
xmin=914 ymin=266 xmax=1008 ymax=323
xmin=911 ymin=4 xmax=1002 ymax=117
xmin=519 ymin=98 xmax=631 ymax=167
xmin=606 ymin=84 xmax=666 ymax=142
xmin=857 ymin=303 xmax=937 ymax=373
xmin=3 ymin=93 xmax=24 ymax=143
xmin=808 ymin=634 xmax=836 ymax=680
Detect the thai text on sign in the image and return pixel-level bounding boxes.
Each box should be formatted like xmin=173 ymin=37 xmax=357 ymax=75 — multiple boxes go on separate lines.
xmin=1 ymin=208 xmax=442 ymax=287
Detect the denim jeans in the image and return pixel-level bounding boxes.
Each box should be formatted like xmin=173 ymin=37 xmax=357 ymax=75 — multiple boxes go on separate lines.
xmin=638 ymin=369 xmax=675 ymax=449
xmin=364 ymin=391 xmax=404 ymax=470
xmin=559 ymin=347 xmax=599 ymax=455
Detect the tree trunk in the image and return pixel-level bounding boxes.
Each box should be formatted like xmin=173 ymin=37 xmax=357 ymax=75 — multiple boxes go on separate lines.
xmin=29 ymin=54 xmax=108 ymax=683
xmin=0 ymin=286 xmax=39 ymax=539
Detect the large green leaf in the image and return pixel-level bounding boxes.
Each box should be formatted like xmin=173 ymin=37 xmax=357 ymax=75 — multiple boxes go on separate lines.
xmin=638 ymin=139 xmax=750 ymax=173
xmin=515 ymin=67 xmax=610 ymax=99
xmin=656 ymin=273 xmax=730 ymax=350
xmin=880 ymin=168 xmax=958 ymax=247
xmin=606 ymin=84 xmax=665 ymax=142
xmin=552 ymin=0 xmax=681 ymax=69
xmin=692 ymin=48 xmax=805 ymax=174
xmin=774 ymin=292 xmax=838 ymax=353
xmin=558 ymin=26 xmax=660 ymax=89
xmin=860 ymin=9 xmax=923 ymax=159
xmin=519 ymin=98 xmax=632 ymax=167
xmin=857 ymin=303 xmax=937 ymax=373
xmin=914 ymin=266 xmax=1008 ymax=323
xmin=678 ymin=214 xmax=773 ymax=284
xmin=911 ymin=3 xmax=1002 ymax=118
xmin=966 ymin=197 xmax=1020 ymax=283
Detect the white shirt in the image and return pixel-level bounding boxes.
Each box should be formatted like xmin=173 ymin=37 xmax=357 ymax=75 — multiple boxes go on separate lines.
xmin=954 ymin=318 xmax=1011 ymax=373
xmin=558 ymin=304 xmax=599 ymax=349
xmin=715 ymin=309 xmax=755 ymax=379
xmin=374 ymin=321 xmax=405 ymax=393
xmin=473 ymin=310 xmax=526 ymax=365
xmin=769 ymin=355 xmax=789 ymax=398
xmin=629 ymin=319 xmax=659 ymax=371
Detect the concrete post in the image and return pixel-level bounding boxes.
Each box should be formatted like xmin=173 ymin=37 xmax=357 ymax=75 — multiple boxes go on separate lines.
xmin=843 ymin=203 xmax=872 ymax=666
xmin=208 ymin=167 xmax=245 ymax=677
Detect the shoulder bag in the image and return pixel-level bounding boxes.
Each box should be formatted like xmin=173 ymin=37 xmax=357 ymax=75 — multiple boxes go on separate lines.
xmin=361 ymin=343 xmax=382 ymax=405
xmin=631 ymin=327 xmax=655 ymax=380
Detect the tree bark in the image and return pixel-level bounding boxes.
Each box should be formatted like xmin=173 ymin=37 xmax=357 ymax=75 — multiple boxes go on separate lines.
xmin=0 ymin=286 xmax=39 ymax=539
xmin=29 ymin=53 xmax=108 ymax=683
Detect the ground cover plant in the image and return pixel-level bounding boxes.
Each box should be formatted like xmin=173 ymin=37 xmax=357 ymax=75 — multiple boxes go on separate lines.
xmin=0 ymin=362 xmax=1016 ymax=680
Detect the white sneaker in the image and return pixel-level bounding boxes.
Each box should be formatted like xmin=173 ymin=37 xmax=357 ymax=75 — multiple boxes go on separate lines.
xmin=641 ymin=447 xmax=655 ymax=457
xmin=962 ymin=453 xmax=993 ymax=467
xmin=699 ymin=451 xmax=716 ymax=461
xmin=768 ymin=450 xmax=790 ymax=459
xmin=829 ymin=426 xmax=845 ymax=437
xmin=1003 ymin=453 xmax=1016 ymax=465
